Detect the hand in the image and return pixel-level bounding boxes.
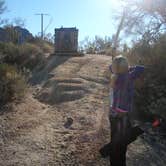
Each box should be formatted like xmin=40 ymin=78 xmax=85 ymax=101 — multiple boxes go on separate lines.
xmin=117 ymin=111 xmax=128 ymax=118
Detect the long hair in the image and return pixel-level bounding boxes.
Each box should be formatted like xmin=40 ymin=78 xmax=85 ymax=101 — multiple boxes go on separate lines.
xmin=112 ymin=55 xmax=128 ymax=73
xmin=111 ymin=55 xmax=129 ymax=88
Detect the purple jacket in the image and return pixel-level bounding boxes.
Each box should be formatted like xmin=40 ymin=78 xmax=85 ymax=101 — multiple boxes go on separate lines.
xmin=109 ymin=65 xmax=144 ymax=114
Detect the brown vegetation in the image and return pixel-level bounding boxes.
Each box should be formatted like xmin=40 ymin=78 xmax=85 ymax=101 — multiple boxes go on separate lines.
xmin=0 ymin=63 xmax=27 ymax=106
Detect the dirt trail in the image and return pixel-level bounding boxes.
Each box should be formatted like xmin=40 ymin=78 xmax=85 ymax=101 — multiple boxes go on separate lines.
xmin=0 ymin=54 xmax=166 ymax=166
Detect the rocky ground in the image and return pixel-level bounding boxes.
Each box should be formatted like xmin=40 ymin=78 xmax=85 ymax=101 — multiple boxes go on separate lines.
xmin=0 ymin=54 xmax=166 ymax=166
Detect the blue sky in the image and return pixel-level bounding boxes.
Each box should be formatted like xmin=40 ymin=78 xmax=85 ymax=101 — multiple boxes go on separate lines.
xmin=1 ymin=0 xmax=122 ymax=41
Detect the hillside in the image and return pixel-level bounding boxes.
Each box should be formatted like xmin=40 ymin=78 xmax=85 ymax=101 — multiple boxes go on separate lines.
xmin=0 ymin=54 xmax=166 ymax=166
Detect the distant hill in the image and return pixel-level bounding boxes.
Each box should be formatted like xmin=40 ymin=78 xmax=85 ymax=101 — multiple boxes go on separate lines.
xmin=0 ymin=26 xmax=33 ymax=44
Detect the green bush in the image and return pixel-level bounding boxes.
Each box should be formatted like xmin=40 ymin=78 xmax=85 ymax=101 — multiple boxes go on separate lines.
xmin=0 ymin=63 xmax=27 ymax=106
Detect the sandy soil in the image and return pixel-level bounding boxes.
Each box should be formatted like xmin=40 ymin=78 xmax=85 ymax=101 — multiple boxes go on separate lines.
xmin=0 ymin=54 xmax=166 ymax=166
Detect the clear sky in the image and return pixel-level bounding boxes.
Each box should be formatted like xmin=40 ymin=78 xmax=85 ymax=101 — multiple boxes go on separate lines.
xmin=1 ymin=0 xmax=122 ymax=41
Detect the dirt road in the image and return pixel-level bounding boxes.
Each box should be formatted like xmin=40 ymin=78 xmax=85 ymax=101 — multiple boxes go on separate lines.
xmin=0 ymin=54 xmax=166 ymax=166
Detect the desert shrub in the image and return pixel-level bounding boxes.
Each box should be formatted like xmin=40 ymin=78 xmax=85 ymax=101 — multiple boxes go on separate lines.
xmin=18 ymin=43 xmax=45 ymax=70
xmin=0 ymin=63 xmax=27 ymax=106
xmin=0 ymin=42 xmax=45 ymax=70
xmin=41 ymin=42 xmax=54 ymax=53
xmin=29 ymin=37 xmax=54 ymax=53
xmin=80 ymin=36 xmax=113 ymax=54
xmin=127 ymin=34 xmax=166 ymax=120
xmin=133 ymin=56 xmax=166 ymax=120
xmin=0 ymin=42 xmax=19 ymax=63
xmin=19 ymin=43 xmax=42 ymax=56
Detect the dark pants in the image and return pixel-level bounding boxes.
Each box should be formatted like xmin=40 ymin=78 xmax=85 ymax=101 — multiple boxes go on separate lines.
xmin=110 ymin=143 xmax=127 ymax=166
xmin=109 ymin=115 xmax=130 ymax=166
xmin=99 ymin=115 xmax=144 ymax=165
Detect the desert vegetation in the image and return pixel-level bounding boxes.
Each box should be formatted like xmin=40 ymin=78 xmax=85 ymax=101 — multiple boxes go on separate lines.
xmin=79 ymin=0 xmax=166 ymax=121
xmin=0 ymin=0 xmax=166 ymax=165
xmin=119 ymin=0 xmax=166 ymax=120
xmin=0 ymin=0 xmax=54 ymax=107
xmin=0 ymin=63 xmax=27 ymax=106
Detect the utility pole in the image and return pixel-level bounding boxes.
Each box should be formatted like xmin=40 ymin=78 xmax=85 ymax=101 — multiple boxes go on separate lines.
xmin=35 ymin=13 xmax=49 ymax=39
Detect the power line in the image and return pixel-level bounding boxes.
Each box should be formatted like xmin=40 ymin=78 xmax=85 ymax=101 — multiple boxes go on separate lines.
xmin=35 ymin=13 xmax=49 ymax=39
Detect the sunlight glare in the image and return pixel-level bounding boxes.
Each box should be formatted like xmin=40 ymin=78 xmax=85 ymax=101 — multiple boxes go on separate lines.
xmin=104 ymin=0 xmax=121 ymax=8
xmin=96 ymin=0 xmax=123 ymax=11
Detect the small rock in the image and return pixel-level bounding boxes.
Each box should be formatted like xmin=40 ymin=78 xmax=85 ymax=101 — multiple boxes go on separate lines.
xmin=64 ymin=118 xmax=73 ymax=129
xmin=61 ymin=143 xmax=66 ymax=149
xmin=42 ymin=106 xmax=46 ymax=109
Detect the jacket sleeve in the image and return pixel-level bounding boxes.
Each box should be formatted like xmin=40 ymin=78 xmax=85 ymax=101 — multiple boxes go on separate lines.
xmin=129 ymin=66 xmax=145 ymax=80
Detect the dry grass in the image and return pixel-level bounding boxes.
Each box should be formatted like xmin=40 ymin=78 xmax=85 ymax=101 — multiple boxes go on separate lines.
xmin=0 ymin=63 xmax=27 ymax=106
xmin=0 ymin=41 xmax=52 ymax=70
xmin=1 ymin=54 xmax=166 ymax=165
